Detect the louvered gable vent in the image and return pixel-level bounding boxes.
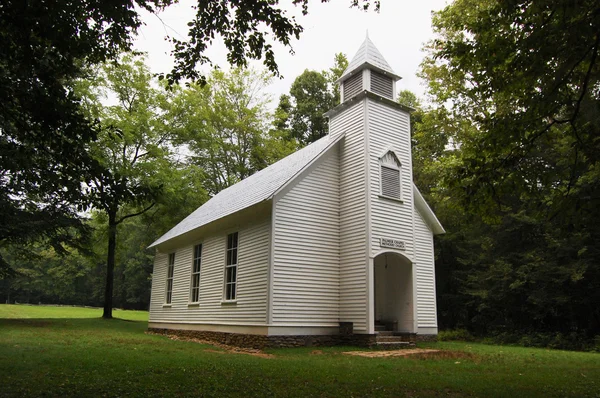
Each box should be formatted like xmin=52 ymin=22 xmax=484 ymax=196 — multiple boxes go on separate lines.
xmin=380 ymin=151 xmax=402 ymax=200
xmin=381 ymin=166 xmax=400 ymax=198
xmin=343 ymin=73 xmax=362 ymax=100
xmin=371 ymin=71 xmax=393 ymax=99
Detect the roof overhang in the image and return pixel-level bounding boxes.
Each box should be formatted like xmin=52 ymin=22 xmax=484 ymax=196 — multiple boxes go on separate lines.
xmin=150 ymin=199 xmax=272 ymax=252
xmin=325 ymin=91 xmax=414 ymax=119
xmin=413 ymin=184 xmax=445 ymax=235
xmin=336 ymin=62 xmax=402 ymax=85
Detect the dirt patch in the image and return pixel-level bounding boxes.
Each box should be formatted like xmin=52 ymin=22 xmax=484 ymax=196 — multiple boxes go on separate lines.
xmin=409 ymin=350 xmax=480 ymax=362
xmin=343 ymin=348 xmax=480 ymax=362
xmin=145 ymin=331 xmax=274 ymax=359
xmin=343 ymin=348 xmax=441 ymax=358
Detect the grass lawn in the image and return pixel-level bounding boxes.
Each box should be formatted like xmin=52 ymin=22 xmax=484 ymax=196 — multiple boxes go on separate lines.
xmin=0 ymin=305 xmax=598 ymax=397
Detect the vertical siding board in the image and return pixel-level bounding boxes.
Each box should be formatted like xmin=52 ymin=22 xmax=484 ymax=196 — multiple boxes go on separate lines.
xmin=272 ymin=148 xmax=341 ymax=325
xmin=414 ymin=210 xmax=438 ymax=328
xmin=148 ymin=218 xmax=270 ymax=324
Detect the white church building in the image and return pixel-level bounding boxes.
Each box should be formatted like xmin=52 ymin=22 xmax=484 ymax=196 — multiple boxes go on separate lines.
xmin=148 ymin=37 xmax=445 ymax=348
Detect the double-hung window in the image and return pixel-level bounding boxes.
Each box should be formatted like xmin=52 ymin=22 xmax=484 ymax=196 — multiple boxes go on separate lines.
xmin=224 ymin=232 xmax=238 ymax=301
xmin=190 ymin=244 xmax=202 ymax=303
xmin=165 ymin=253 xmax=175 ymax=304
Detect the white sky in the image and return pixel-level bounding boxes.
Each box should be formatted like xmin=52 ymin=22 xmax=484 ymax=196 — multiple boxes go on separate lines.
xmin=134 ymin=0 xmax=449 ymax=106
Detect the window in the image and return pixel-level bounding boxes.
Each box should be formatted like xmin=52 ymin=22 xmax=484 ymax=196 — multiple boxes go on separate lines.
xmin=224 ymin=232 xmax=238 ymax=301
xmin=190 ymin=244 xmax=202 ymax=303
xmin=165 ymin=253 xmax=175 ymax=304
xmin=380 ymin=151 xmax=402 ymax=200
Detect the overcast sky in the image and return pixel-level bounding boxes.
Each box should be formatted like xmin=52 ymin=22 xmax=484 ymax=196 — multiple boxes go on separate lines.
xmin=133 ymin=0 xmax=449 ymax=106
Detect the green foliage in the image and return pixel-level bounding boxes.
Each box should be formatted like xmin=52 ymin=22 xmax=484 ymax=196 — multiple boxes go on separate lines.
xmin=0 ymin=0 xmax=376 ymax=278
xmin=396 ymin=90 xmax=420 ymax=109
xmin=77 ymin=54 xmax=183 ymax=317
xmin=174 ymin=68 xmax=296 ymax=195
xmin=416 ymin=0 xmax=600 ymax=341
xmin=276 ymin=53 xmax=348 ymax=146
xmin=438 ymin=329 xmax=474 ymax=342
xmin=0 ymin=0 xmax=177 ymax=277
xmin=289 ymin=70 xmax=334 ymax=144
xmin=167 ymin=3 xmax=376 ymax=84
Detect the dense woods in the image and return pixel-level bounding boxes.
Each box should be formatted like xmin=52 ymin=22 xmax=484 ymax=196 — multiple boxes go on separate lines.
xmin=1 ymin=0 xmax=599 ymax=349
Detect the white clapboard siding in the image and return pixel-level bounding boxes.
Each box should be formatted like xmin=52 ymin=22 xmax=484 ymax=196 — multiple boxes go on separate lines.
xmin=414 ymin=209 xmax=438 ymax=328
xmin=272 ymin=147 xmax=340 ymax=325
xmin=149 ymin=252 xmax=168 ymax=322
xmin=148 ymin=218 xmax=270 ymax=324
xmin=367 ymin=100 xmax=415 ymax=258
xmin=330 ymin=100 xmax=369 ymax=332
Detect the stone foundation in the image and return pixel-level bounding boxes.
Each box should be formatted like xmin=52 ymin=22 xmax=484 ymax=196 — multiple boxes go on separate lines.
xmin=149 ymin=327 xmax=378 ymax=349
xmin=415 ymin=334 xmax=438 ymax=342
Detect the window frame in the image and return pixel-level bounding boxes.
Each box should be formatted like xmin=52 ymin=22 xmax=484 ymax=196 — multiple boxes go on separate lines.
xmin=223 ymin=232 xmax=239 ymax=302
xmin=189 ymin=243 xmax=203 ymax=304
xmin=379 ymin=151 xmax=403 ymax=202
xmin=165 ymin=252 xmax=175 ymax=305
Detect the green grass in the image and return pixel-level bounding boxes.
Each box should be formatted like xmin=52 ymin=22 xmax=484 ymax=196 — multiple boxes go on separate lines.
xmin=1 ymin=304 xmax=599 ymax=397
xmin=0 ymin=304 xmax=148 ymax=321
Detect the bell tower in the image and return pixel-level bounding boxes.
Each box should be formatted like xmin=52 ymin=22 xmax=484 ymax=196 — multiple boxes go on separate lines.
xmin=327 ymin=36 xmax=419 ymax=335
xmin=337 ymin=33 xmax=402 ymax=103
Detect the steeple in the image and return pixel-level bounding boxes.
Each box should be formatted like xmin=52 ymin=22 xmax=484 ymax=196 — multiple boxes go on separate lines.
xmin=336 ymin=35 xmax=401 ymax=103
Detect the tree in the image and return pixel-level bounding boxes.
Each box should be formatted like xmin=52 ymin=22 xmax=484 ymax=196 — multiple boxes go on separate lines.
xmin=276 ymin=53 xmax=348 ymax=146
xmin=419 ymin=0 xmax=600 ymax=340
xmin=324 ymin=53 xmax=350 ymax=105
xmin=0 ymin=1 xmax=179 ymax=276
xmin=77 ymin=55 xmax=176 ymax=318
xmin=174 ymin=68 xmax=295 ymax=196
xmin=0 ymin=1 xmax=378 ymax=278
xmin=166 ymin=2 xmax=377 ymax=84
xmin=288 ymin=70 xmax=335 ymax=145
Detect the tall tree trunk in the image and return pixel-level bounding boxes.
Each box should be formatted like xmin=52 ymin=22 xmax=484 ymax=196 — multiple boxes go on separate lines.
xmin=103 ymin=210 xmax=117 ymax=319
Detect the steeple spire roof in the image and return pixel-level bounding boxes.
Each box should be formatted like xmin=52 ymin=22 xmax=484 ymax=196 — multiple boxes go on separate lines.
xmin=338 ymin=35 xmax=401 ymax=83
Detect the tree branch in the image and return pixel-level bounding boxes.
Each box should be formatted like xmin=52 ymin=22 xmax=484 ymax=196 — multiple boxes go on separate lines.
xmin=115 ymin=202 xmax=156 ymax=225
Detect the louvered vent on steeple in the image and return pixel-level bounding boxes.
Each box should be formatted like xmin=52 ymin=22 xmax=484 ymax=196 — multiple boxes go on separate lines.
xmin=343 ymin=73 xmax=363 ymax=100
xmin=371 ymin=71 xmax=393 ymax=99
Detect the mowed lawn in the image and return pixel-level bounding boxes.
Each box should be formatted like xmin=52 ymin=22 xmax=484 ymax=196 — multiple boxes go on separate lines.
xmin=0 ymin=305 xmax=598 ymax=397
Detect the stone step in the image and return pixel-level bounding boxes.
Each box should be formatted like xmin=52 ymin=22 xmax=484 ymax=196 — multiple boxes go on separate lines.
xmin=376 ymin=335 xmax=411 ymax=342
xmin=375 ymin=341 xmax=414 ymax=350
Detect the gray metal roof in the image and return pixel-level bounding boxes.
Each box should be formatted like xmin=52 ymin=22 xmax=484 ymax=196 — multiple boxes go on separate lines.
xmin=338 ymin=35 xmax=401 ymax=83
xmin=414 ymin=184 xmax=446 ymax=235
xmin=149 ymin=134 xmax=343 ymax=248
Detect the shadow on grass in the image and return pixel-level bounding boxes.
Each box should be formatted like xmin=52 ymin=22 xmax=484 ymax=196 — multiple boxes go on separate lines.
xmin=0 ymin=317 xmax=148 ymax=332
